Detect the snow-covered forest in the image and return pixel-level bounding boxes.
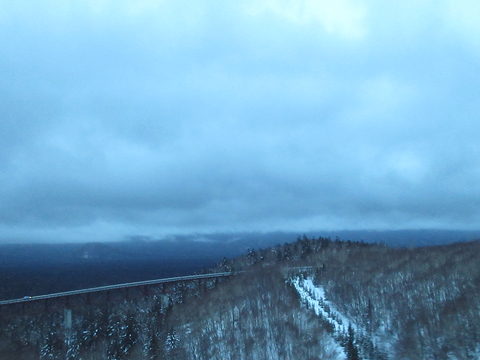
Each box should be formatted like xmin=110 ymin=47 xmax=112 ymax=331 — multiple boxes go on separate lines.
xmin=1 ymin=236 xmax=480 ymax=359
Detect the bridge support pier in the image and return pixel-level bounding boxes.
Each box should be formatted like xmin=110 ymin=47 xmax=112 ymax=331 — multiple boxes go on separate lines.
xmin=64 ymin=309 xmax=72 ymax=330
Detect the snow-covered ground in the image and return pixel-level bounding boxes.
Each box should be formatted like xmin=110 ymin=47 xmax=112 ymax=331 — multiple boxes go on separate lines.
xmin=292 ymin=277 xmax=355 ymax=334
xmin=291 ymin=277 xmax=348 ymax=359
xmin=292 ymin=276 xmax=401 ymax=360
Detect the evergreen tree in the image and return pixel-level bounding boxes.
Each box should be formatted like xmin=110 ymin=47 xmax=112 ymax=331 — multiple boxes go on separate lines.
xmin=346 ymin=324 xmax=360 ymax=360
xmin=246 ymin=248 xmax=258 ymax=265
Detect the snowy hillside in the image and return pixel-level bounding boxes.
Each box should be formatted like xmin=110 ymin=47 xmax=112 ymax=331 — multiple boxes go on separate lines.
xmin=292 ymin=277 xmax=395 ymax=360
xmin=2 ymin=236 xmax=480 ymax=359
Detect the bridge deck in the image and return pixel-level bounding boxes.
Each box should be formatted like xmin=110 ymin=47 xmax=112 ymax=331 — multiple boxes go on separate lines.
xmin=0 ymin=272 xmax=232 ymax=306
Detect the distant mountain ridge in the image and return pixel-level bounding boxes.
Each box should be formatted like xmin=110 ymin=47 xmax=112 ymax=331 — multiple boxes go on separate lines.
xmin=1 ymin=229 xmax=479 ymax=268
xmin=71 ymin=242 xmax=130 ymax=261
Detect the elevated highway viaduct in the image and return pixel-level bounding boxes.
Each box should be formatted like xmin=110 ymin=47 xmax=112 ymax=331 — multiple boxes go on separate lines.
xmin=0 ymin=272 xmax=234 ymax=318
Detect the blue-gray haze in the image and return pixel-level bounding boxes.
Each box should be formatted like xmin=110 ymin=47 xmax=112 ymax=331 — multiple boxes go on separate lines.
xmin=1 ymin=1 xmax=479 ymax=242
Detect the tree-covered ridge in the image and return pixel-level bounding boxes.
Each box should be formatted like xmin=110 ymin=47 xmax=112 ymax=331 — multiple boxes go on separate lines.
xmin=224 ymin=236 xmax=480 ymax=359
xmin=1 ymin=236 xmax=480 ymax=359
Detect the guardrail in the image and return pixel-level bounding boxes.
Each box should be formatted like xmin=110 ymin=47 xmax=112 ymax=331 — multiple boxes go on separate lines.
xmin=0 ymin=272 xmax=233 ymax=307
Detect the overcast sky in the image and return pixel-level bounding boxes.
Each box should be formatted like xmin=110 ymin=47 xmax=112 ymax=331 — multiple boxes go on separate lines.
xmin=1 ymin=0 xmax=480 ymax=243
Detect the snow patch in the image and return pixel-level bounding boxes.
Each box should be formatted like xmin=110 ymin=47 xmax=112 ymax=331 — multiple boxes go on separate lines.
xmin=291 ymin=277 xmax=348 ymax=359
xmin=291 ymin=276 xmax=400 ymax=360
xmin=292 ymin=277 xmax=354 ymax=334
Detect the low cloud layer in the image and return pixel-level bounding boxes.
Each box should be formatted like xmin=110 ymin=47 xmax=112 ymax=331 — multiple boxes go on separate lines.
xmin=1 ymin=0 xmax=480 ymax=242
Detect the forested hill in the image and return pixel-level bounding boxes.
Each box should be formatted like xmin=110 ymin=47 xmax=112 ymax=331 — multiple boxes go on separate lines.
xmin=2 ymin=236 xmax=480 ymax=359
xmin=179 ymin=236 xmax=480 ymax=359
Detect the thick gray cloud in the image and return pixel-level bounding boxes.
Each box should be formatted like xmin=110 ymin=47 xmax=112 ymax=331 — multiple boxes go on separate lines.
xmin=1 ymin=0 xmax=480 ymax=242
